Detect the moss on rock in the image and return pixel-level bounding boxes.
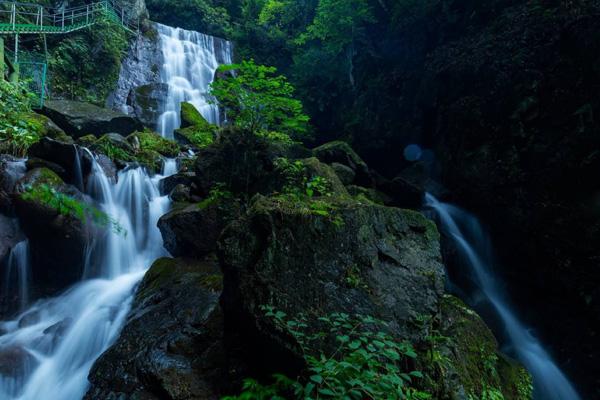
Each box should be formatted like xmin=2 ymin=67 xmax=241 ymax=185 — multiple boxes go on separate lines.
xmin=423 ymin=295 xmax=533 ymax=399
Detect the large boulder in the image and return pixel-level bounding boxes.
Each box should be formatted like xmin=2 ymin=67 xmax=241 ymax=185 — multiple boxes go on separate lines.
xmin=313 ymin=141 xmax=372 ymax=186
xmin=433 ymin=295 xmax=533 ymax=400
xmin=126 ymin=83 xmax=169 ymax=128
xmin=12 ymin=168 xmax=92 ymax=292
xmin=41 ymin=100 xmax=143 ymax=138
xmin=0 ymin=215 xmax=24 ymax=261
xmin=158 ymin=200 xmax=239 ymax=258
xmin=28 ymin=137 xmax=93 ymax=187
xmin=85 ymin=257 xmax=227 ymax=400
xmin=0 ymin=155 xmax=27 ymax=214
xmin=219 ymin=195 xmax=446 ymax=354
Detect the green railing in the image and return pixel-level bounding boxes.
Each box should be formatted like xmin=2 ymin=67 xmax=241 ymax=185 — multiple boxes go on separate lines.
xmin=0 ymin=1 xmax=139 ymax=107
xmin=0 ymin=0 xmax=140 ymax=34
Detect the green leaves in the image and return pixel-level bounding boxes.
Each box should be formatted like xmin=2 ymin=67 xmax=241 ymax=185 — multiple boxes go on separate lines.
xmin=210 ymin=60 xmax=309 ymax=139
xmin=226 ymin=310 xmax=430 ymax=400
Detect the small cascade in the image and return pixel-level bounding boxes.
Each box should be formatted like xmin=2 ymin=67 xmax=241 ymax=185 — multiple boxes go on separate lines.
xmin=425 ymin=194 xmax=581 ymax=400
xmin=3 ymin=240 xmax=30 ymax=312
xmin=0 ymin=157 xmax=176 ymax=400
xmin=156 ymin=23 xmax=233 ymax=138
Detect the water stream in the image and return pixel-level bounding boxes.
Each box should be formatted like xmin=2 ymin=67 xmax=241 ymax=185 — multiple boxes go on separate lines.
xmin=425 ymin=193 xmax=581 ymax=400
xmin=0 ymin=158 xmax=175 ymax=400
xmin=156 ymin=23 xmax=233 ymax=138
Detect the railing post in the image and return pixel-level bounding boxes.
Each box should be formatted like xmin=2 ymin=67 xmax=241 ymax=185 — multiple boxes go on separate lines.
xmin=11 ymin=3 xmax=16 ymax=30
xmin=0 ymin=37 xmax=5 ymax=79
xmin=86 ymin=5 xmax=89 ymax=25
xmin=40 ymin=7 xmax=44 ymax=30
xmin=61 ymin=9 xmax=65 ymax=30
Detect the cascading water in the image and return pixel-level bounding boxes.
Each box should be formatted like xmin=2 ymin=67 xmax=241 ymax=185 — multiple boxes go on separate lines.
xmin=425 ymin=193 xmax=581 ymax=400
xmin=3 ymin=240 xmax=30 ymax=312
xmin=156 ymin=23 xmax=233 ymax=138
xmin=0 ymin=158 xmax=175 ymax=400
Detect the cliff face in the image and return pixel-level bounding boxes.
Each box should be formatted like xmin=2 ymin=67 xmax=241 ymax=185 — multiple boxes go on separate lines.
xmin=382 ymin=2 xmax=600 ymax=396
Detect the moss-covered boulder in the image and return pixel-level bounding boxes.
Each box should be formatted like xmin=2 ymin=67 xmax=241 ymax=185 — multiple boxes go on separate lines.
xmin=193 ymin=127 xmax=313 ymax=198
xmin=426 ymin=295 xmax=533 ymax=400
xmin=41 ymin=100 xmax=143 ymax=138
xmin=174 ymin=102 xmax=218 ymax=149
xmin=313 ymin=140 xmax=372 ymax=186
xmin=85 ymin=256 xmax=227 ymax=400
xmin=127 ymin=83 xmax=169 ymax=127
xmin=12 ymin=168 xmax=92 ymax=292
xmin=28 ymin=113 xmax=72 ymax=143
xmin=219 ymin=195 xmax=445 ymax=355
xmin=28 ymin=137 xmax=93 ymax=185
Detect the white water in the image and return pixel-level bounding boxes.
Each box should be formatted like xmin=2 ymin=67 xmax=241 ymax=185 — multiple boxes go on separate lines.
xmin=0 ymin=158 xmax=175 ymax=400
xmin=425 ymin=193 xmax=581 ymax=400
xmin=3 ymin=241 xmax=30 ymax=312
xmin=156 ymin=23 xmax=233 ymax=138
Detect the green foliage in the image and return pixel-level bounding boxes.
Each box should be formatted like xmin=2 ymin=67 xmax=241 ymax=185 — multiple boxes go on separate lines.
xmin=198 ymin=183 xmax=234 ymax=209
xmin=0 ymin=80 xmax=41 ymax=156
xmin=210 ymin=60 xmax=309 ymax=138
xmin=48 ymin=17 xmax=129 ymax=104
xmin=22 ymin=184 xmax=126 ymax=235
xmin=95 ymin=139 xmax=133 ymax=162
xmin=135 ymin=130 xmax=180 ymax=157
xmin=224 ymin=308 xmax=430 ymax=400
xmin=146 ymin=0 xmax=233 ymax=37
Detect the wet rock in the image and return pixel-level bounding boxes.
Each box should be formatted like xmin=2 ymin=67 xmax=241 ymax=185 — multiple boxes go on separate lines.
xmin=85 ymin=256 xmax=227 ymax=400
xmin=28 ymin=137 xmax=93 ymax=186
xmin=331 ymin=162 xmax=355 ymax=185
xmin=170 ymin=184 xmax=191 ymax=203
xmin=18 ymin=310 xmax=41 ymax=328
xmin=219 ymin=195 xmax=445 ymax=357
xmin=26 ymin=158 xmax=68 ymax=181
xmin=313 ymin=141 xmax=372 ymax=186
xmin=158 ymin=201 xmax=238 ymax=258
xmin=379 ymin=176 xmax=425 ymax=209
xmin=0 ymin=345 xmax=36 ymax=378
xmin=0 ymin=215 xmax=24 ymax=261
xmin=159 ymin=172 xmax=195 ymax=196
xmin=41 ymin=100 xmax=143 ymax=138
xmin=302 ymin=157 xmax=348 ymax=196
xmin=434 ymin=295 xmax=533 ymax=399
xmin=13 ymin=168 xmax=92 ymax=292
xmin=126 ymin=83 xmax=169 ymax=127
xmin=107 ymin=29 xmax=162 ymax=113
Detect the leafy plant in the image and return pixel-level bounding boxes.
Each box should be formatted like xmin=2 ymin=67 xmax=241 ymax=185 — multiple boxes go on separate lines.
xmin=225 ymin=308 xmax=430 ymax=400
xmin=198 ymin=183 xmax=234 ymax=209
xmin=22 ymin=184 xmax=126 ymax=235
xmin=210 ymin=60 xmax=309 ymax=138
xmin=0 ymin=80 xmax=41 ymax=156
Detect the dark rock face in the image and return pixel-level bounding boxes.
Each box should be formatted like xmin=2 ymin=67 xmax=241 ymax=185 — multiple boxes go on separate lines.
xmin=158 ymin=204 xmax=225 ymax=258
xmin=159 ymin=172 xmax=196 ymax=196
xmin=12 ymin=168 xmax=91 ymax=292
xmin=313 ymin=141 xmax=372 ymax=186
xmin=41 ymin=100 xmax=143 ymax=138
xmin=127 ymin=83 xmax=169 ymax=128
xmin=0 ymin=345 xmax=36 ymax=379
xmin=28 ymin=137 xmax=93 ymax=186
xmin=85 ymin=257 xmax=226 ymax=400
xmin=107 ymin=28 xmax=163 ymax=114
xmin=219 ymin=195 xmax=445 ymax=352
xmin=403 ymin=6 xmax=600 ymax=394
xmin=0 ymin=215 xmax=23 ymax=261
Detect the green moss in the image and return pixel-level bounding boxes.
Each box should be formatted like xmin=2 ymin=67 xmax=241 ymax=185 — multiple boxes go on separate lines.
xmin=201 ymin=273 xmax=224 ymax=292
xmin=133 ymin=129 xmax=180 ymax=157
xmin=180 ymin=102 xmax=209 ymax=127
xmin=402 ymin=209 xmax=440 ymax=243
xmin=78 ymin=134 xmax=98 ymax=147
xmin=423 ymin=295 xmax=533 ymax=400
xmin=175 ymin=125 xmax=215 ymax=148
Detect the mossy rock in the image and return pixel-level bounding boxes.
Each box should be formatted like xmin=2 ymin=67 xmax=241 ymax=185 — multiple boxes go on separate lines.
xmin=77 ymin=134 xmax=98 ymax=148
xmin=130 ymin=129 xmax=180 ymax=158
xmin=27 ymin=113 xmax=73 ymax=143
xmin=174 ymin=125 xmax=216 ymax=149
xmin=313 ymin=140 xmax=371 ymax=186
xmin=426 ymin=295 xmax=533 ymax=400
xmin=180 ymin=102 xmax=209 ymax=128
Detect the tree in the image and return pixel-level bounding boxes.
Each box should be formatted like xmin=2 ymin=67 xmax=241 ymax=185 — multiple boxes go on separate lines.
xmin=210 ymin=60 xmax=309 ymax=138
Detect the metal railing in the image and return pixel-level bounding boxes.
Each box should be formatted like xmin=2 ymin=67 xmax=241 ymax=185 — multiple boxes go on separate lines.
xmin=0 ymin=0 xmax=140 ymax=34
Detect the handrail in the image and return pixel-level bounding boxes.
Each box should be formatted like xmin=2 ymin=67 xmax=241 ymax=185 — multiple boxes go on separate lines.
xmin=0 ymin=0 xmax=140 ymax=34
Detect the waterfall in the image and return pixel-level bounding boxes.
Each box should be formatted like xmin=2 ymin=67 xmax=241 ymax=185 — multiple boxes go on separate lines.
xmin=0 ymin=158 xmax=175 ymax=400
xmin=156 ymin=23 xmax=233 ymax=138
xmin=425 ymin=193 xmax=581 ymax=400
xmin=3 ymin=240 xmax=30 ymax=312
